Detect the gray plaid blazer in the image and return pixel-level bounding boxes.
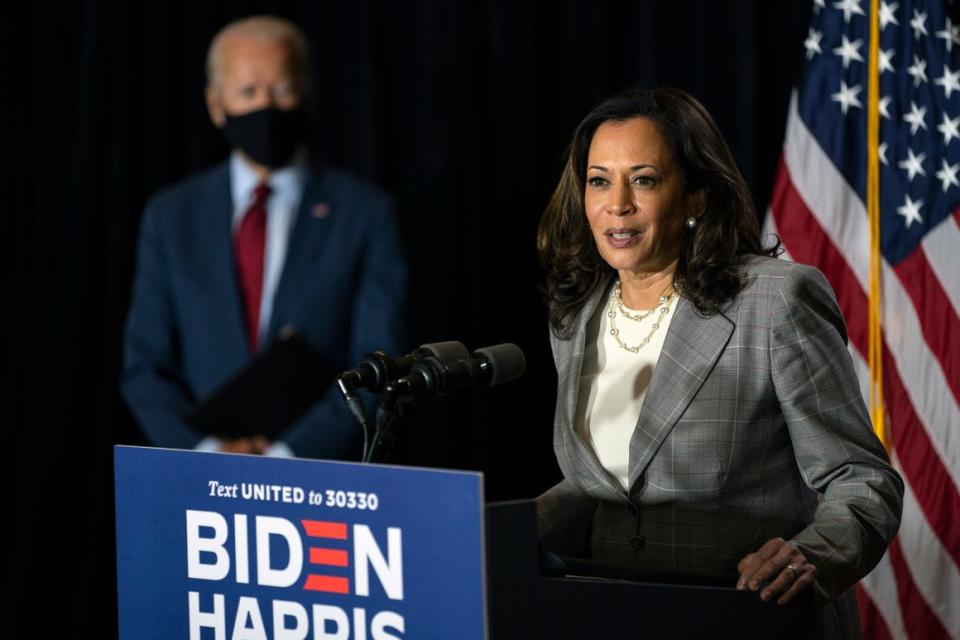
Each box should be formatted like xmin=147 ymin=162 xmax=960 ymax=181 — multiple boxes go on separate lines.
xmin=537 ymin=256 xmax=903 ymax=639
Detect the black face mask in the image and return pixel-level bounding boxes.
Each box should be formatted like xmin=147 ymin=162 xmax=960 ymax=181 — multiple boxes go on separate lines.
xmin=223 ymin=107 xmax=308 ymax=169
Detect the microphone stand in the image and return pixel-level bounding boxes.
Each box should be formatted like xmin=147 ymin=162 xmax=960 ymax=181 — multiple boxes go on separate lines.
xmin=336 ymin=375 xmax=373 ymax=460
xmin=337 ymin=342 xmax=472 ymax=463
xmin=364 ymin=380 xmax=409 ymax=464
xmin=352 ymin=343 xmax=524 ymax=463
xmin=363 ymin=358 xmax=440 ymax=463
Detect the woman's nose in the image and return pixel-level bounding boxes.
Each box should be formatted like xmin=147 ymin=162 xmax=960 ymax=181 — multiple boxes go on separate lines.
xmin=607 ymin=182 xmax=635 ymax=216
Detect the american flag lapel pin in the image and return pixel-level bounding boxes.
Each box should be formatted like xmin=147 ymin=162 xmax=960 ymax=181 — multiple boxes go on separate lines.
xmin=311 ymin=203 xmax=331 ymax=219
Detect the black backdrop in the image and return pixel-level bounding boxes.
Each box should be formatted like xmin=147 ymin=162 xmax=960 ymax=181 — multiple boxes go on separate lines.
xmin=9 ymin=1 xmax=811 ymax=636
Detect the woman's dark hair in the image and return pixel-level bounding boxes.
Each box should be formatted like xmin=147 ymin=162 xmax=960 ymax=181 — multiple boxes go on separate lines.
xmin=537 ymin=86 xmax=779 ymax=336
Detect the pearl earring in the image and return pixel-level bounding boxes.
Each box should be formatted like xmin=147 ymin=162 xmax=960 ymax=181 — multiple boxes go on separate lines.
xmin=685 ymin=216 xmax=698 ymax=229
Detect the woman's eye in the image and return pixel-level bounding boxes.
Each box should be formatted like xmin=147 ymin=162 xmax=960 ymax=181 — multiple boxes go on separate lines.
xmin=633 ymin=175 xmax=656 ymax=186
xmin=587 ymin=176 xmax=608 ymax=187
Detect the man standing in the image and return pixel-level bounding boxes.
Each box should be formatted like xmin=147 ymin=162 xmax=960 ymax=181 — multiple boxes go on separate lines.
xmin=122 ymin=16 xmax=407 ymax=458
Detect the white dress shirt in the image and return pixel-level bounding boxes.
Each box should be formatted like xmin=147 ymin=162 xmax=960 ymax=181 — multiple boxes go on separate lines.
xmin=196 ymin=151 xmax=306 ymax=457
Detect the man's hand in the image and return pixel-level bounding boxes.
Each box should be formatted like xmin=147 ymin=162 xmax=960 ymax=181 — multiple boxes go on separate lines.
xmin=219 ymin=436 xmax=270 ymax=455
xmin=737 ymin=537 xmax=816 ymax=605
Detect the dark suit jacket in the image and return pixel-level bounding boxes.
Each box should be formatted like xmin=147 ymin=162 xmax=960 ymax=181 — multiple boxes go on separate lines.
xmin=121 ymin=160 xmax=408 ymax=458
xmin=537 ymin=256 xmax=903 ymax=639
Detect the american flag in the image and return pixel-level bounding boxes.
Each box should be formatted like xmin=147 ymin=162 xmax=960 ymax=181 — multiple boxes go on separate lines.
xmin=765 ymin=0 xmax=960 ymax=637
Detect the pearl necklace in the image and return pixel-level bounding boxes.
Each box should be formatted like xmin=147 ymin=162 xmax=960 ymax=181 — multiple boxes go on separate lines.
xmin=608 ymin=281 xmax=677 ymax=354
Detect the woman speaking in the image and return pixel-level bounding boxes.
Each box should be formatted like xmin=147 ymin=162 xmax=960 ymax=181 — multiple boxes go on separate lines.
xmin=536 ymin=87 xmax=902 ymax=639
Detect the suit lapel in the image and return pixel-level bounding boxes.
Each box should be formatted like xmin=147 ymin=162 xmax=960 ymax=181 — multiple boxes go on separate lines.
xmin=555 ymin=279 xmax=628 ymax=502
xmin=197 ymin=165 xmax=249 ymax=362
xmin=266 ymin=170 xmax=335 ymax=340
xmin=627 ymin=296 xmax=734 ymax=491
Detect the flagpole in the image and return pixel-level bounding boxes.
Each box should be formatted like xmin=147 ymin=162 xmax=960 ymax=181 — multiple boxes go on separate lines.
xmin=866 ymin=0 xmax=886 ymax=448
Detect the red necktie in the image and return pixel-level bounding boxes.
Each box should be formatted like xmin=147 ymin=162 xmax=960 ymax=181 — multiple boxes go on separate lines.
xmin=234 ymin=182 xmax=271 ymax=352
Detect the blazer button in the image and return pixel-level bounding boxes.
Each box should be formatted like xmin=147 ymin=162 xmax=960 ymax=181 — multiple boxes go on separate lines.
xmin=629 ymin=535 xmax=646 ymax=550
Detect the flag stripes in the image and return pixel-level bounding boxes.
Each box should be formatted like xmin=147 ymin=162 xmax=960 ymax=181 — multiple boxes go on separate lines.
xmin=767 ymin=87 xmax=960 ymax=636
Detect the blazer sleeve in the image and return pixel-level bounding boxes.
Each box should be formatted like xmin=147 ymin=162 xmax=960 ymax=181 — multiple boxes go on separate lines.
xmin=278 ymin=193 xmax=409 ymax=459
xmin=121 ymin=196 xmax=206 ymax=449
xmin=770 ymin=265 xmax=904 ymax=601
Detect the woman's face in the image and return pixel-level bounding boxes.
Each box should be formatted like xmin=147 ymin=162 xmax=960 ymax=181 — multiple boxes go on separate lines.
xmin=584 ymin=117 xmax=699 ymax=278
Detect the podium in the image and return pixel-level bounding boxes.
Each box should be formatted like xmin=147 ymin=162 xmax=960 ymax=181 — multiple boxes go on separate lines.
xmin=115 ymin=447 xmax=816 ymax=639
xmin=485 ymin=501 xmax=817 ymax=639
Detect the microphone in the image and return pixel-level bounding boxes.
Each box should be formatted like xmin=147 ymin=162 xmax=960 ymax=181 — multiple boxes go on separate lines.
xmin=388 ymin=343 xmax=526 ymax=399
xmin=337 ymin=341 xmax=470 ymax=428
xmin=363 ymin=343 xmax=525 ymax=463
xmin=337 ymin=341 xmax=470 ymax=392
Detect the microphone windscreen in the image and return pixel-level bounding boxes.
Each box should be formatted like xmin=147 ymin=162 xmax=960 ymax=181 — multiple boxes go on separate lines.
xmin=474 ymin=343 xmax=525 ymax=387
xmin=420 ymin=340 xmax=470 ymax=363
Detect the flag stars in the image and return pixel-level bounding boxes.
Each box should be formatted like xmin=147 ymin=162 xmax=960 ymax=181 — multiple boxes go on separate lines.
xmin=834 ymin=0 xmax=865 ymax=23
xmin=831 ymin=81 xmax=863 ymax=114
xmin=898 ymin=148 xmax=927 ymax=182
xmin=935 ymin=65 xmax=960 ymax=98
xmin=911 ymin=9 xmax=929 ymax=39
xmin=879 ymin=95 xmax=892 ymax=119
xmin=878 ymin=48 xmax=895 ymax=74
xmin=907 ymin=55 xmax=929 ymax=87
xmin=896 ymin=194 xmax=924 ymax=228
xmin=935 ymin=159 xmax=960 ymax=191
xmin=879 ymin=142 xmax=889 ymax=166
xmin=805 ymin=28 xmax=823 ymax=59
xmin=880 ymin=1 xmax=899 ymax=30
xmin=833 ymin=35 xmax=865 ymax=68
xmin=813 ymin=0 xmax=826 ymax=13
xmin=935 ymin=17 xmax=960 ymax=52
xmin=903 ymin=101 xmax=928 ymax=134
xmin=938 ymin=112 xmax=960 ymax=144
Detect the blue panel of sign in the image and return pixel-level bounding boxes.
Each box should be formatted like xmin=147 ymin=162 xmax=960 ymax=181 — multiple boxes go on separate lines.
xmin=115 ymin=446 xmax=486 ymax=640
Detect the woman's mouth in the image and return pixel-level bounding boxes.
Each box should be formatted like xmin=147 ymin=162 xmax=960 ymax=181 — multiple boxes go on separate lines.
xmin=605 ymin=228 xmax=641 ymax=247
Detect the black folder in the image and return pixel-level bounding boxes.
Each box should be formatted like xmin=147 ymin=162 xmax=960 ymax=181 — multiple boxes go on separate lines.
xmin=189 ymin=328 xmax=336 ymax=439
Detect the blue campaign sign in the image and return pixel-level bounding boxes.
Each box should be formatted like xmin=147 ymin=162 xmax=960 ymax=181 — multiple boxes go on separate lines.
xmin=114 ymin=446 xmax=486 ymax=640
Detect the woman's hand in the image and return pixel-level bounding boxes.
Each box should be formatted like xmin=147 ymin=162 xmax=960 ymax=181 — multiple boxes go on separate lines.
xmin=737 ymin=537 xmax=816 ymax=604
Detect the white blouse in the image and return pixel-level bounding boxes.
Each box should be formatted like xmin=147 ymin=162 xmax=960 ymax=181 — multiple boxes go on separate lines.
xmin=576 ymin=286 xmax=678 ymax=491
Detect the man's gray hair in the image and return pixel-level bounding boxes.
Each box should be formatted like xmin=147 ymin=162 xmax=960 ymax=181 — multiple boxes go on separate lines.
xmin=206 ymin=15 xmax=313 ymax=98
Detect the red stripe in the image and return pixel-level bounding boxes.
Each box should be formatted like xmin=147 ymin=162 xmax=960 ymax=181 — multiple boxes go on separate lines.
xmin=883 ymin=342 xmax=960 ymax=566
xmin=303 ymin=575 xmax=350 ymax=594
xmin=855 ymin=584 xmax=894 ymax=640
xmin=771 ymin=161 xmax=960 ymax=571
xmin=892 ymin=247 xmax=960 ymax=405
xmin=301 ymin=520 xmax=348 ymax=539
xmin=309 ymin=548 xmax=349 ymax=567
xmin=769 ymin=161 xmax=865 ymax=346
xmin=887 ymin=537 xmax=952 ymax=640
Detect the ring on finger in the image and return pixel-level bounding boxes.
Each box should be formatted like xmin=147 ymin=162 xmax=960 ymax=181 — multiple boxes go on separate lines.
xmin=785 ymin=563 xmax=799 ymax=580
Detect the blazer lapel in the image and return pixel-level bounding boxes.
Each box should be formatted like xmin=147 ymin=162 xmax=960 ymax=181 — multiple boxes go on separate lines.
xmin=266 ymin=170 xmax=335 ymax=340
xmin=627 ymin=296 xmax=734 ymax=491
xmin=555 ymin=279 xmax=629 ymax=503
